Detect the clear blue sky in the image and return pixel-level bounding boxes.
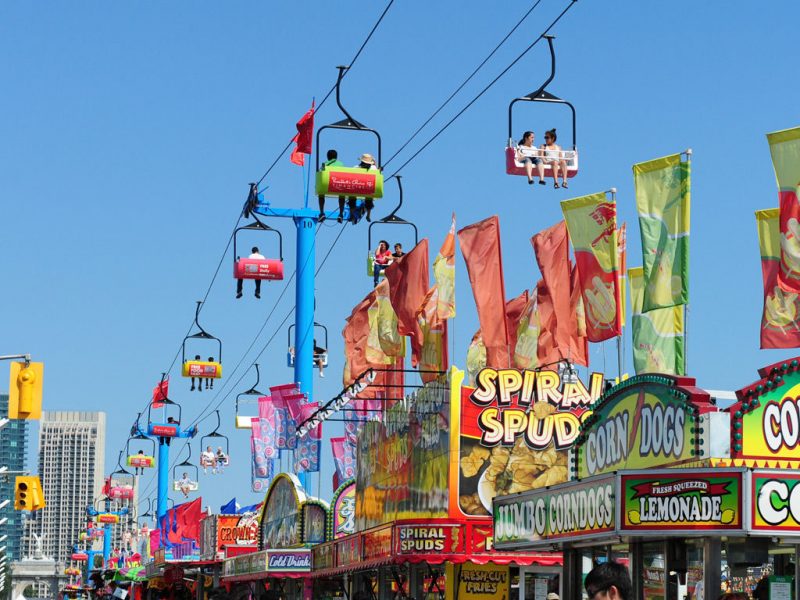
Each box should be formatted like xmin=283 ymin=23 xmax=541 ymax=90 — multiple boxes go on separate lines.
xmin=2 ymin=1 xmax=799 ymax=515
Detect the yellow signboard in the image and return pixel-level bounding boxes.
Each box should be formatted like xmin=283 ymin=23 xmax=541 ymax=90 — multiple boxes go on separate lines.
xmin=446 ymin=563 xmax=509 ymax=600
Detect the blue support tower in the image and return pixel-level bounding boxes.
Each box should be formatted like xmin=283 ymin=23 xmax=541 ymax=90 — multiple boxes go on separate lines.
xmin=86 ymin=498 xmax=128 ymax=568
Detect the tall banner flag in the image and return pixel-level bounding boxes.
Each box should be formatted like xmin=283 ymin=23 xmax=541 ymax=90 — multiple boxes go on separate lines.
xmin=756 ymin=208 xmax=800 ymax=348
xmin=617 ymin=223 xmax=628 ymax=323
xmin=561 ymin=193 xmax=622 ymax=341
xmin=466 ymin=330 xmax=486 ymax=386
xmin=633 ymin=153 xmax=691 ymax=310
xmin=417 ymin=286 xmax=448 ymax=384
xmin=434 ymin=214 xmax=457 ymax=319
xmin=458 ymin=216 xmax=510 ymax=368
xmin=385 ymin=239 xmax=430 ymax=367
xmin=629 ymin=266 xmax=685 ymax=375
xmin=375 ymin=279 xmax=405 ymax=358
xmin=767 ymin=127 xmax=800 ymax=293
xmin=513 ymin=292 xmax=540 ymax=370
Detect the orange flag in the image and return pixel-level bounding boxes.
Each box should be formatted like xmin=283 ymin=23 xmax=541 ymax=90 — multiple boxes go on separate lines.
xmin=569 ymin=262 xmax=590 ymax=366
xmin=417 ymin=286 xmax=448 ymax=383
xmin=505 ymin=290 xmax=530 ymax=355
xmin=532 ymin=221 xmax=575 ymax=355
xmin=536 ymin=281 xmax=562 ymax=367
xmin=385 ymin=239 xmax=430 ymax=367
xmin=342 ymin=290 xmax=378 ymax=386
xmin=458 ymin=216 xmax=510 ymax=368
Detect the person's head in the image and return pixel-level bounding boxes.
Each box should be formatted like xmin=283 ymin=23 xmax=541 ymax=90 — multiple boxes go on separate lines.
xmin=326 ymin=149 xmax=338 ymax=161
xmin=379 ymin=240 xmax=389 ymax=252
xmin=359 ymin=153 xmax=376 ymax=167
xmin=217 ymin=446 xmax=223 ymax=452
xmin=182 ymin=472 xmax=188 ymax=478
xmin=519 ymin=131 xmax=535 ymax=146
xmin=207 ymin=446 xmax=212 ymax=452
xmin=584 ymin=561 xmax=631 ymax=600
xmin=208 ymin=356 xmax=214 ymax=362
xmin=251 ymin=246 xmax=259 ymax=254
xmin=138 ymin=450 xmax=144 ymax=455
xmin=394 ymin=243 xmax=402 ymax=252
xmin=194 ymin=354 xmax=201 ymax=360
xmin=545 ymin=128 xmax=557 ymax=144
xmin=167 ymin=416 xmax=175 ymax=423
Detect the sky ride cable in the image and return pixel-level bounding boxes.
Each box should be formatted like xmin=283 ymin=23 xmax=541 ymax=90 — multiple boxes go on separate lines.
xmin=385 ymin=0 xmax=579 ymax=180
xmin=382 ymin=0 xmax=544 ymax=168
xmin=254 ymin=0 xmax=396 ymax=188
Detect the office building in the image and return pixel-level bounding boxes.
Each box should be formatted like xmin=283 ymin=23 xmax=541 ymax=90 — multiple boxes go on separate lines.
xmin=0 ymin=394 xmax=29 ymax=561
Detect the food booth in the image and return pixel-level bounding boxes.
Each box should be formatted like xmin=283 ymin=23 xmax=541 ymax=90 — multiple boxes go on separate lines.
xmin=493 ymin=365 xmax=800 ymax=600
xmin=221 ymin=473 xmax=328 ymax=600
xmin=310 ymin=368 xmax=580 ymax=600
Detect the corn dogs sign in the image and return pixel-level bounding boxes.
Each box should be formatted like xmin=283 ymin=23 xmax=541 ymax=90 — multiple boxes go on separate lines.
xmin=575 ymin=375 xmax=702 ymax=479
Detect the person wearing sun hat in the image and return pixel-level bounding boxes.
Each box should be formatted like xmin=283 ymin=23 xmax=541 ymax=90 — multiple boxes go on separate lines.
xmin=346 ymin=152 xmax=379 ymax=222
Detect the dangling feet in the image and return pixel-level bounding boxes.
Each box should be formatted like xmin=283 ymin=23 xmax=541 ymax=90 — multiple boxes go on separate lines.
xmin=528 ymin=178 xmax=534 ymax=185
xmin=538 ymin=179 xmax=546 ymax=185
xmin=554 ymin=182 xmax=560 ymax=189
xmin=562 ymin=180 xmax=568 ymax=189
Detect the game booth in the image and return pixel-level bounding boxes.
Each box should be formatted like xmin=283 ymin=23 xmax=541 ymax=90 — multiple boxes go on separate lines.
xmin=220 ymin=474 xmax=328 ymax=600
xmin=493 ymin=363 xmax=800 ymax=600
xmin=307 ymin=368 xmax=578 ymax=600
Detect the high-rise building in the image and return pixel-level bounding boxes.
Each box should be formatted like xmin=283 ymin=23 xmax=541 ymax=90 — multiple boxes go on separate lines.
xmin=0 ymin=394 xmax=30 ymax=561
xmin=25 ymin=411 xmax=106 ymax=563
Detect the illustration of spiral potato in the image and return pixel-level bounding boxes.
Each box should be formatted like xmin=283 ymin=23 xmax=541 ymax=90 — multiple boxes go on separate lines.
xmin=585 ymin=276 xmax=617 ymax=326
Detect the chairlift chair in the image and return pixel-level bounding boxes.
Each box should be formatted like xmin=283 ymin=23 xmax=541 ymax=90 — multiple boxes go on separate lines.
xmin=506 ymin=36 xmax=579 ymax=179
xmin=125 ymin=434 xmax=156 ymax=469
xmin=181 ymin=301 xmax=223 ymax=379
xmin=235 ymin=363 xmax=266 ymax=429
xmin=315 ymin=66 xmax=384 ymax=209
xmin=146 ymin=398 xmax=183 ymax=438
xmin=107 ymin=452 xmax=135 ymax=500
xmin=287 ymin=322 xmax=328 ymax=368
xmin=172 ymin=445 xmax=200 ymax=493
xmin=200 ymin=410 xmax=230 ymax=470
xmin=367 ymin=175 xmax=419 ymax=277
xmin=233 ymin=216 xmax=285 ymax=282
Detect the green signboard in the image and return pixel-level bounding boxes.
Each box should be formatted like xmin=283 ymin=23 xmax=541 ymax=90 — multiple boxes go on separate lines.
xmin=493 ymin=475 xmax=615 ymax=549
xmin=620 ymin=469 xmax=743 ymax=534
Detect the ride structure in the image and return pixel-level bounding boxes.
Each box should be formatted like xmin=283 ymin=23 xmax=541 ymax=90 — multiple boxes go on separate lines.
xmin=366 ymin=175 xmax=418 ymax=279
xmin=85 ymin=494 xmax=129 ymax=568
xmin=132 ymin=396 xmax=198 ymax=522
xmin=233 ymin=216 xmax=285 ymax=283
xmin=506 ymin=35 xmax=579 ymax=179
xmin=181 ymin=301 xmax=223 ymax=381
xmin=234 ymin=364 xmax=267 ymax=429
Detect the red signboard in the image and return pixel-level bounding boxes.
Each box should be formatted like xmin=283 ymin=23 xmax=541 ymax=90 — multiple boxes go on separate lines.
xmin=362 ymin=526 xmax=393 ymax=562
xmin=151 ymin=425 xmax=177 ymax=437
xmin=395 ymin=524 xmax=465 ymax=555
xmin=335 ymin=534 xmax=361 ymax=566
xmin=217 ymin=515 xmax=259 ymax=551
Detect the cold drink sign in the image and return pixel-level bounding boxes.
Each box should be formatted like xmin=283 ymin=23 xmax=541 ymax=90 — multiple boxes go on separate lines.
xmin=575 ymin=375 xmax=702 ymax=479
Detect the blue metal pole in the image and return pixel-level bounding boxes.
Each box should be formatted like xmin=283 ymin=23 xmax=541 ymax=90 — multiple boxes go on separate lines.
xmin=157 ymin=438 xmax=170 ymax=520
xmin=102 ymin=498 xmax=111 ymax=567
xmin=294 ymin=214 xmax=316 ymax=489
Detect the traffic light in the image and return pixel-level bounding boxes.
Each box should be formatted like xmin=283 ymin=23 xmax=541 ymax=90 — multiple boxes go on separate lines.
xmin=14 ymin=476 xmax=45 ymax=511
xmin=8 ymin=361 xmax=43 ymax=420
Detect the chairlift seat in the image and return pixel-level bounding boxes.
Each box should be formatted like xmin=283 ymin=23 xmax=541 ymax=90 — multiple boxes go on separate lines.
xmin=182 ymin=360 xmax=222 ymax=378
xmin=97 ymin=513 xmax=120 ymax=524
xmin=316 ymin=167 xmax=384 ymax=199
xmin=234 ymin=258 xmax=284 ymax=281
xmin=173 ymin=481 xmax=199 ymax=492
xmin=149 ymin=423 xmax=179 ymax=437
xmin=108 ymin=487 xmax=134 ymax=500
xmin=287 ymin=350 xmax=328 ymax=368
xmin=235 ymin=415 xmax=254 ymax=429
xmin=505 ymin=146 xmax=578 ymax=178
xmin=126 ymin=455 xmax=154 ymax=468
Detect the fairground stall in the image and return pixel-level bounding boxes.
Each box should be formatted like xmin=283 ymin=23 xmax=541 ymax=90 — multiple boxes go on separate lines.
xmin=221 ymin=473 xmax=328 ymax=600
xmin=307 ymin=367 xmax=583 ymax=600
xmin=493 ymin=364 xmax=800 ymax=600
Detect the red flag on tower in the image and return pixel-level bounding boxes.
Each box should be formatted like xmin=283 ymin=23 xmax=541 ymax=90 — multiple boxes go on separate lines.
xmin=290 ymin=100 xmax=315 ymax=166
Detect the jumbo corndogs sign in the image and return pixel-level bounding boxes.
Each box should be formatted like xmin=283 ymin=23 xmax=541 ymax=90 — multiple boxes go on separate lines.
xmin=451 ymin=367 xmax=605 ymax=518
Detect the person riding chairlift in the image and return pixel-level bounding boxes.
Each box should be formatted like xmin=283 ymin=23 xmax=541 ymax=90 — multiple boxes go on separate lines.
xmin=215 ymin=446 xmax=229 ymax=472
xmin=313 ymin=339 xmax=326 ymax=378
xmin=200 ymin=445 xmax=216 ymax=474
xmin=373 ymin=240 xmax=393 ymax=287
xmin=541 ymin=128 xmax=569 ymax=189
xmin=177 ymin=472 xmax=193 ymax=498
xmin=346 ymin=153 xmax=378 ymax=223
xmin=317 ymin=149 xmax=345 ymax=223
xmin=516 ymin=131 xmax=546 ymax=186
xmin=236 ymin=247 xmax=265 ymax=299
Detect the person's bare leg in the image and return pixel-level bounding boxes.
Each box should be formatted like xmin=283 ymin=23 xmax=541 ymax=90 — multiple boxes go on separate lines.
xmin=524 ymin=160 xmax=533 ymax=183
xmin=552 ymin=162 xmax=561 ymax=187
xmin=537 ymin=161 xmax=546 ymax=184
xmin=560 ymin=160 xmax=569 ymax=186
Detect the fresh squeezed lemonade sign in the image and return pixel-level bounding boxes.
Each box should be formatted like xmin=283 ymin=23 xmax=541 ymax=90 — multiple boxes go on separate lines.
xmin=457 ymin=367 xmax=604 ymax=516
xmin=576 ymin=377 xmax=698 ymax=479
xmin=621 ymin=471 xmax=742 ymax=531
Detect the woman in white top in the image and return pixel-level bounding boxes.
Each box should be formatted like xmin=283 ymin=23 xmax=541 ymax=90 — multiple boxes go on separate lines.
xmin=540 ymin=128 xmax=569 ymax=189
xmin=200 ymin=446 xmax=216 ymax=474
xmin=515 ymin=131 xmax=546 ymax=186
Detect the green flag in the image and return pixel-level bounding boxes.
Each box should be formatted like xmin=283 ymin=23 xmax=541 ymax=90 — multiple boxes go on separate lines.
xmin=633 ymin=153 xmax=690 ymax=310
xmin=630 ymin=266 xmax=685 ymax=375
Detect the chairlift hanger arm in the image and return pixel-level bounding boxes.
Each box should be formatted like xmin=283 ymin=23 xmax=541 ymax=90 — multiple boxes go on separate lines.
xmin=506 ymin=34 xmax=577 ymax=150
xmin=315 ymin=65 xmax=383 ymax=170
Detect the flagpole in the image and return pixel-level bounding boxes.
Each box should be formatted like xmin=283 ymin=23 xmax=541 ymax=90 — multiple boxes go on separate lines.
xmin=617 ymin=329 xmax=623 ymax=381
xmin=682 ymin=148 xmax=692 ymax=376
